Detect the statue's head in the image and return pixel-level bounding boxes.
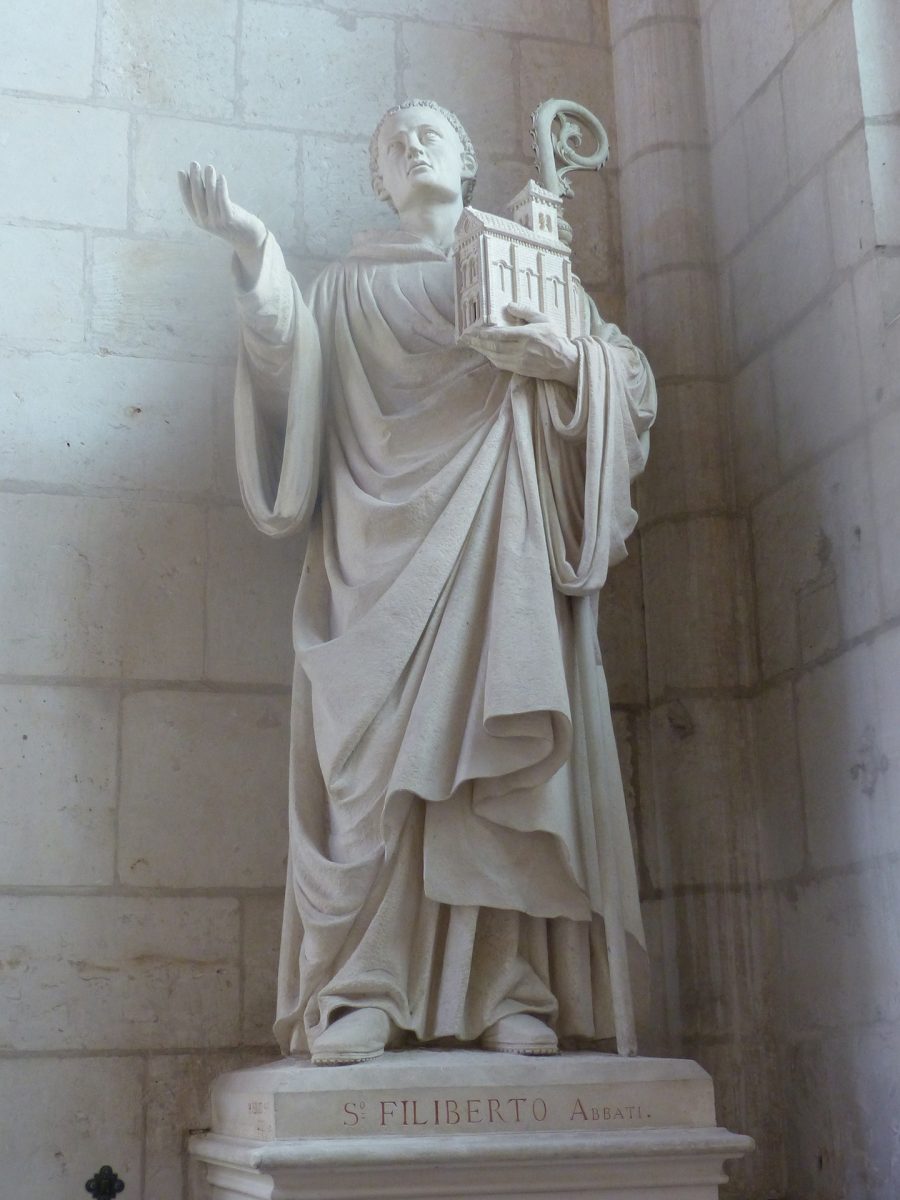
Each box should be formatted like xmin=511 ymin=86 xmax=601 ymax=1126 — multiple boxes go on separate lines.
xmin=369 ymin=99 xmax=478 ymax=213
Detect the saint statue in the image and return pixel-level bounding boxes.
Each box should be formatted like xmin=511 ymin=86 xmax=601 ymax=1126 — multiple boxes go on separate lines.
xmin=178 ymin=99 xmax=657 ymax=1067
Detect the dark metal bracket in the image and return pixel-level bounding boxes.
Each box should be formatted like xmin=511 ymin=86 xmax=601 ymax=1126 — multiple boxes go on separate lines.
xmin=85 ymin=1165 xmax=125 ymax=1198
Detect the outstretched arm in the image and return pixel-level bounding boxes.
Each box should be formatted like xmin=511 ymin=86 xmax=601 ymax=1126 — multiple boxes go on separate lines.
xmin=178 ymin=161 xmax=267 ymax=286
xmin=177 ymin=164 xmax=323 ymax=538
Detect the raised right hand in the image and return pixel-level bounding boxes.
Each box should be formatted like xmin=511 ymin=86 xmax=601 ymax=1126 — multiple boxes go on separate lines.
xmin=178 ymin=162 xmax=267 ymax=259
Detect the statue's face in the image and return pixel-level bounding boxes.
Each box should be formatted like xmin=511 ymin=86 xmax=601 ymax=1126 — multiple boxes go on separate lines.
xmin=376 ymin=106 xmax=474 ymax=212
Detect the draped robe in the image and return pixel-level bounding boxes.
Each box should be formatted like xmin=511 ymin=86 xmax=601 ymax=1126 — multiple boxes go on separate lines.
xmin=233 ymin=229 xmax=657 ymax=1055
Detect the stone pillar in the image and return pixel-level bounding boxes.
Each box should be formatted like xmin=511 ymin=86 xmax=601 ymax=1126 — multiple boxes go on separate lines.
xmin=608 ymin=4 xmax=782 ymax=1195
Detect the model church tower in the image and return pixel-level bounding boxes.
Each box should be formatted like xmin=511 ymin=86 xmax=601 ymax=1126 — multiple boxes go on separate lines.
xmin=453 ymin=179 xmax=589 ymax=342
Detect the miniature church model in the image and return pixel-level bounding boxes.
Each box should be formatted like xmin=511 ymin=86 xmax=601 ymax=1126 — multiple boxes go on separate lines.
xmin=454 ymin=179 xmax=590 ymax=341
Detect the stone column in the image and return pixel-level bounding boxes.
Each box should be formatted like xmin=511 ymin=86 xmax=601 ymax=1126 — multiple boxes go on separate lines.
xmin=608 ymin=4 xmax=783 ymax=1195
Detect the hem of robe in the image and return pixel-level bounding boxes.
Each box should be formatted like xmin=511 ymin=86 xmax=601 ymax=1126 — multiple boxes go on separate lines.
xmin=274 ymin=801 xmax=650 ymax=1056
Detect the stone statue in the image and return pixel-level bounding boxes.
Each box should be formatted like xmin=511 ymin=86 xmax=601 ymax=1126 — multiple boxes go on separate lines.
xmin=178 ymin=98 xmax=657 ymax=1067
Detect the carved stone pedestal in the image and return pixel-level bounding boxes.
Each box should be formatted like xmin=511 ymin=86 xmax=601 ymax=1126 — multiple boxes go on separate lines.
xmin=189 ymin=1051 xmax=753 ymax=1199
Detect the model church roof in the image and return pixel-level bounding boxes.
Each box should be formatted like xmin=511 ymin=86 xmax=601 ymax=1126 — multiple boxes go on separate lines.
xmin=454 ymin=207 xmax=569 ymax=255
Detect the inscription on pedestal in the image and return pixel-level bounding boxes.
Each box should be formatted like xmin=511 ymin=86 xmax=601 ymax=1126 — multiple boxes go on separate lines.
xmin=339 ymin=1094 xmax=651 ymax=1130
xmin=222 ymin=1085 xmax=677 ymax=1140
xmin=211 ymin=1054 xmax=718 ymax=1143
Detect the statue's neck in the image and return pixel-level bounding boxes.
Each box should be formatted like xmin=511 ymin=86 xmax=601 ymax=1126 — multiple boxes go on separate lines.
xmin=397 ymin=197 xmax=463 ymax=255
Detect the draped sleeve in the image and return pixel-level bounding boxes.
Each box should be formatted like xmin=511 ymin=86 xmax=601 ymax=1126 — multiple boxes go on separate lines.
xmin=232 ymin=232 xmax=325 ymax=538
xmin=534 ymin=299 xmax=656 ymax=595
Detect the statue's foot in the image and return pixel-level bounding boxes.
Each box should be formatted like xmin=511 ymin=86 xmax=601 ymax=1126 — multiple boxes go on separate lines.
xmin=311 ymin=1008 xmax=398 ymax=1066
xmin=481 ymin=1013 xmax=559 ymax=1056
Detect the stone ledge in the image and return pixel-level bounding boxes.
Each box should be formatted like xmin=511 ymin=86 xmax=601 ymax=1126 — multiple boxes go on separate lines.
xmin=192 ymin=1126 xmax=753 ymax=1199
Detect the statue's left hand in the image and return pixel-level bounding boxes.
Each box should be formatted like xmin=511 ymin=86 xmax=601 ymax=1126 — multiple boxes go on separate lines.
xmin=461 ymin=303 xmax=579 ymax=388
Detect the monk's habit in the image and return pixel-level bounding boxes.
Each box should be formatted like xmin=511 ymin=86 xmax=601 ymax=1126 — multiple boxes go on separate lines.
xmin=232 ymin=229 xmax=657 ymax=1054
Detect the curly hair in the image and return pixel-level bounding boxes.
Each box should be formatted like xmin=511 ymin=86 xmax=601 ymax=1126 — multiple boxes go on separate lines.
xmin=369 ymin=99 xmax=478 ymax=209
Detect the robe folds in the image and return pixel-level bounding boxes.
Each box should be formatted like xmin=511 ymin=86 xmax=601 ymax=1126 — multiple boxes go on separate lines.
xmin=232 ymin=229 xmax=657 ymax=1055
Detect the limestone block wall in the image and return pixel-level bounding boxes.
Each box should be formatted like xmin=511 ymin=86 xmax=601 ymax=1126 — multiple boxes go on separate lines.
xmin=700 ymin=0 xmax=900 ymax=1196
xmin=0 ymin=4 xmax=629 ymax=1196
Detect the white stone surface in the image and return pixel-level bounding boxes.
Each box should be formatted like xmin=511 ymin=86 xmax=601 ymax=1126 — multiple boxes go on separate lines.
xmin=796 ymin=638 xmax=897 ymax=870
xmin=683 ymin=1038 xmax=785 ymax=1200
xmin=401 ymin=25 xmax=517 ymax=155
xmin=518 ymin=39 xmax=616 ymax=158
xmin=212 ymin=359 xmax=246 ymax=501
xmin=854 ymin=0 xmax=900 ymax=119
xmin=751 ymin=438 xmax=881 ymax=677
xmin=619 ymin=148 xmax=714 ymax=284
xmin=706 ymin=0 xmax=792 ymax=133
xmin=782 ymin=1021 xmax=900 ymax=1200
xmin=180 ymin=99 xmax=655 ymax=1064
xmin=0 ymin=7 xmax=666 ymax=1199
xmin=862 ymin=621 xmax=900 ymax=798
xmin=648 ymin=697 xmax=759 ymax=888
xmin=639 ymin=383 xmax=727 ymax=521
xmin=871 ymin=405 xmax=900 ymax=616
xmin=134 ymin=116 xmax=298 ymax=245
xmin=0 ymin=494 xmax=205 ymax=678
xmin=91 ymin=236 xmax=235 ymax=359
xmin=781 ymin=1 xmax=862 ymax=185
xmin=611 ymin=710 xmax=644 ymax=872
xmin=729 ymin=351 xmax=779 ymax=507
xmin=826 ymin=128 xmax=877 ymax=270
xmin=643 ymin=516 xmax=755 ymax=698
xmin=710 ymin=115 xmax=749 ymax=258
xmin=196 ymin=1128 xmax=752 ymax=1200
xmin=0 ymin=895 xmax=240 ymax=1050
xmin=612 ymin=20 xmax=706 ymax=160
xmin=213 ymin=1052 xmax=717 ymax=1140
xmin=193 ymin=1053 xmax=751 ymax=1198
xmin=119 ymin=690 xmax=290 ymax=889
xmin=0 ymin=0 xmax=96 ymax=95
xmin=0 ymin=97 xmax=128 ymax=228
xmin=751 ymin=681 xmax=806 ymax=881
xmin=877 ymin=245 xmax=900 ymax=325
xmin=742 ymin=75 xmax=790 ymax=230
xmin=329 ymin=0 xmax=593 ymax=38
xmin=0 ymin=685 xmax=117 ymax=886
xmin=145 ymin=1049 xmax=271 ymax=1200
xmin=704 ymin=0 xmax=781 ymax=133
xmin=789 ymin=0 xmax=833 ymax=35
xmin=629 ymin=269 xmax=720 ymax=377
xmin=608 ymin=0 xmax=696 ymax=45
xmin=777 ymin=860 xmax=900 ymax=1032
xmin=598 ymin=547 xmax=648 ymax=707
xmin=0 ymin=350 xmax=215 ymax=494
xmin=0 ymin=226 xmax=85 ymax=348
xmin=449 ymin=159 xmax=522 ymax=236
xmin=731 ymin=175 xmax=832 ymax=359
xmin=0 ymin=1056 xmax=143 ymax=1200
xmin=564 ymin=170 xmax=623 ymax=288
xmin=242 ymin=4 xmax=394 ymax=136
xmin=206 ymin=507 xmax=298 ymax=685
xmin=98 ymin=0 xmax=238 ymax=119
xmin=242 ymin=895 xmax=284 ymax=1046
xmin=673 ymin=889 xmax=778 ymax=1039
xmin=301 ymin=135 xmax=394 ymax=258
xmin=771 ymin=281 xmax=864 ymax=468
xmin=852 ymin=255 xmax=889 ymax=413
xmin=866 ymin=123 xmax=900 ymax=246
